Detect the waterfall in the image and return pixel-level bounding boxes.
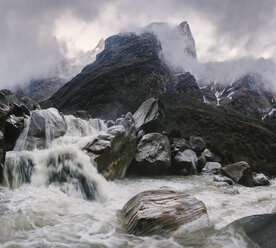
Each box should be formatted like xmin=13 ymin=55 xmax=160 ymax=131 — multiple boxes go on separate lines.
xmin=3 ymin=110 xmax=109 ymax=201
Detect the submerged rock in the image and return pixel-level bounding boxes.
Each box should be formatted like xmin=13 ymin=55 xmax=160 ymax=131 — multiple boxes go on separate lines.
xmin=129 ymin=133 xmax=171 ymax=175
xmin=231 ymin=213 xmax=276 ymax=248
xmin=73 ymin=110 xmax=92 ymax=120
xmin=122 ymin=190 xmax=210 ymax=236
xmin=85 ymin=112 xmax=136 ymax=180
xmin=14 ymin=108 xmax=67 ymax=151
xmin=253 ymin=173 xmax=270 ymax=186
xmin=221 ymin=161 xmax=254 ymax=187
xmin=133 ymin=98 xmax=165 ymax=133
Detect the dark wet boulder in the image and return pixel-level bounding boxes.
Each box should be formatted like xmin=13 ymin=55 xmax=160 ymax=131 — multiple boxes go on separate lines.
xmin=171 ymin=137 xmax=189 ymax=152
xmin=133 ymin=98 xmax=165 ymax=133
xmin=231 ymin=213 xmax=276 ymax=248
xmin=85 ymin=112 xmax=136 ymax=180
xmin=14 ymin=108 xmax=67 ymax=151
xmin=221 ymin=161 xmax=254 ymax=187
xmin=189 ymin=136 xmax=206 ymax=155
xmin=253 ymin=173 xmax=270 ymax=186
xmin=202 ymin=162 xmax=221 ymax=174
xmin=4 ymin=115 xmax=25 ymax=151
xmin=122 ymin=190 xmax=210 ymax=236
xmin=129 ymin=133 xmax=171 ymax=175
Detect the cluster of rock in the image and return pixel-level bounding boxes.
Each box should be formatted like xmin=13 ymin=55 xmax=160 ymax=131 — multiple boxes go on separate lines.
xmin=82 ymin=97 xmax=271 ymax=188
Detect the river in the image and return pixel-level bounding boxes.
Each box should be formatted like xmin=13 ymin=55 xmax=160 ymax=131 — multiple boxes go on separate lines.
xmin=0 ymin=112 xmax=275 ymax=248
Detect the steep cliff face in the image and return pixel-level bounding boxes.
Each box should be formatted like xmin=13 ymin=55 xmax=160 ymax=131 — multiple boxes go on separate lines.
xmin=43 ymin=33 xmax=174 ymax=119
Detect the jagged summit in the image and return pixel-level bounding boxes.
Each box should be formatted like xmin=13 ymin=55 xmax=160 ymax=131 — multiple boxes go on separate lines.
xmin=144 ymin=21 xmax=197 ymax=60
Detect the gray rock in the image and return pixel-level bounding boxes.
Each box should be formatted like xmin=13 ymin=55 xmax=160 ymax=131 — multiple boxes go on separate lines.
xmin=172 ymin=149 xmax=197 ymax=175
xmin=122 ymin=190 xmax=210 ymax=236
xmin=133 ymin=98 xmax=165 ymax=133
xmin=213 ymin=175 xmax=234 ymax=185
xmin=130 ymin=133 xmax=171 ymax=175
xmin=221 ymin=161 xmax=254 ymax=187
xmin=202 ymin=162 xmax=222 ymax=174
xmin=14 ymin=108 xmax=67 ymax=151
xmin=231 ymin=213 xmax=276 ymax=248
xmin=189 ymin=136 xmax=206 ymax=154
xmin=253 ymin=173 xmax=270 ymax=186
xmin=105 ymin=120 xmax=115 ymax=128
xmin=85 ymin=112 xmax=136 ymax=180
xmin=171 ymin=137 xmax=189 ymax=152
xmin=201 ymin=148 xmax=215 ymax=162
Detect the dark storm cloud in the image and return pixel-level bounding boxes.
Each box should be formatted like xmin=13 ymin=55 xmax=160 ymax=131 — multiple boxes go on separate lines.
xmin=0 ymin=0 xmax=275 ymax=89
xmin=0 ymin=0 xmax=110 ymax=88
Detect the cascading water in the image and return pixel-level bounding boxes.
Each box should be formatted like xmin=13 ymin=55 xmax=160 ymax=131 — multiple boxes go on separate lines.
xmin=3 ymin=110 xmax=109 ymax=201
xmin=0 ymin=109 xmax=275 ymax=248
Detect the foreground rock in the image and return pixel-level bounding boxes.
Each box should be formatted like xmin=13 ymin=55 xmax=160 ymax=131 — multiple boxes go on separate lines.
xmin=231 ymin=213 xmax=276 ymax=248
xmin=129 ymin=133 xmax=171 ymax=175
xmin=14 ymin=108 xmax=67 ymax=151
xmin=133 ymin=97 xmax=165 ymax=133
xmin=122 ymin=190 xmax=210 ymax=236
xmin=85 ymin=113 xmax=136 ymax=180
xmin=221 ymin=161 xmax=254 ymax=187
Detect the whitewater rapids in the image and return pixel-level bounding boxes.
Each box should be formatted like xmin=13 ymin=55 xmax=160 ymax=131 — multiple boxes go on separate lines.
xmin=0 ymin=113 xmax=275 ymax=248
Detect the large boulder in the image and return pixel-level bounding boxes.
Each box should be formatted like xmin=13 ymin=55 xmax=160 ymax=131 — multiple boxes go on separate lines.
xmin=129 ymin=133 xmax=171 ymax=175
xmin=133 ymin=98 xmax=165 ymax=133
xmin=14 ymin=108 xmax=67 ymax=151
xmin=85 ymin=112 xmax=136 ymax=180
xmin=189 ymin=136 xmax=206 ymax=155
xmin=122 ymin=190 xmax=210 ymax=236
xmin=172 ymin=149 xmax=197 ymax=175
xmin=231 ymin=213 xmax=276 ymax=248
xmin=221 ymin=161 xmax=254 ymax=187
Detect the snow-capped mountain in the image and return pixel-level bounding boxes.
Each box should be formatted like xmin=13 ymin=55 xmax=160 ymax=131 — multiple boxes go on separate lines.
xmin=200 ymin=74 xmax=276 ymax=120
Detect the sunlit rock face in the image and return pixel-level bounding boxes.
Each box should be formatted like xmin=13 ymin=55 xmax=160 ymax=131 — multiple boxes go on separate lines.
xmin=122 ymin=190 xmax=210 ymax=236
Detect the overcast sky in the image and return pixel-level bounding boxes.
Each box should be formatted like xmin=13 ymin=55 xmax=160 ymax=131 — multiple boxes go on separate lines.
xmin=0 ymin=0 xmax=276 ymax=88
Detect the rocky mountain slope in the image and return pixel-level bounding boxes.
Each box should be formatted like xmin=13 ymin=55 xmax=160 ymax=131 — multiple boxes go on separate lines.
xmin=42 ymin=27 xmax=276 ymax=176
xmin=43 ymin=32 xmax=174 ymax=119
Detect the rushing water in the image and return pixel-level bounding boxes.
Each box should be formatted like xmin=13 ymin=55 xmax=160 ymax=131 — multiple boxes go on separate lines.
xmin=0 ymin=111 xmax=275 ymax=248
